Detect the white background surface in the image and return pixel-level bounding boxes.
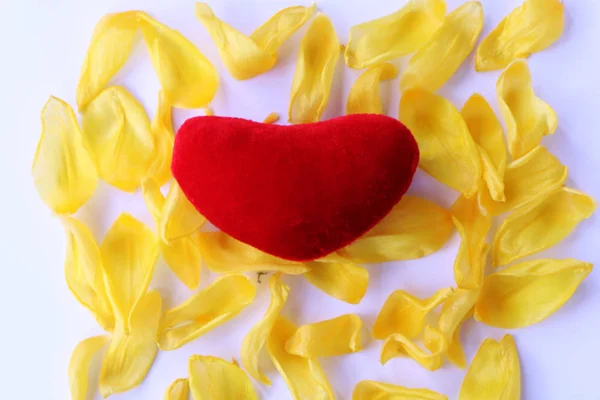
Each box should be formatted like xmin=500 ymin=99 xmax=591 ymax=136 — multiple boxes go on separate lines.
xmin=1 ymin=0 xmax=599 ymax=399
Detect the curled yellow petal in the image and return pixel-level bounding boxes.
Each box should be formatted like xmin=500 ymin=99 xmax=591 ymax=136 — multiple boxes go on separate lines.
xmin=242 ymin=273 xmax=289 ymax=385
xmin=100 ymin=213 xmax=158 ymax=330
xmin=189 ymin=355 xmax=258 ymax=400
xmin=476 ymin=0 xmax=565 ymax=71
xmin=80 ymin=86 xmax=155 ymax=192
xmin=345 ymin=0 xmax=446 ymax=69
xmin=32 ymin=97 xmax=97 ymax=214
xmin=401 ymin=2 xmax=483 ymax=92
xmin=400 ymin=90 xmax=481 ymax=197
xmin=475 ymin=259 xmax=593 ymax=329
xmin=303 ymin=258 xmax=369 ymax=304
xmin=497 ymin=59 xmax=558 ymax=159
xmin=158 ymin=275 xmax=256 ymax=350
xmin=145 ymin=91 xmax=174 ymax=187
xmin=339 ymin=196 xmax=453 ymax=263
xmin=353 ymin=380 xmax=448 ymax=400
xmin=288 ymin=14 xmax=339 ymax=124
xmin=69 ymin=335 xmax=109 ymax=400
xmin=164 ymin=378 xmax=189 ymax=400
xmin=267 ymin=316 xmax=335 ymax=400
xmin=373 ymin=288 xmax=453 ymax=340
xmin=346 ymin=63 xmax=398 ymax=115
xmin=459 ymin=335 xmax=520 ymax=400
xmin=285 ymin=314 xmax=369 ymax=357
xmin=160 ymin=182 xmax=206 ymax=243
xmin=493 ymin=188 xmax=596 ymax=267
xmin=380 ymin=326 xmax=446 ymax=371
xmin=100 ymin=290 xmax=162 ymax=397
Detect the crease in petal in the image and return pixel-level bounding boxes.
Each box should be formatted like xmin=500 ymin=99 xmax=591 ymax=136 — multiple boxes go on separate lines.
xmin=189 ymin=355 xmax=258 ymax=400
xmin=353 ymin=380 xmax=448 ymax=400
xmin=145 ymin=91 xmax=174 ymax=187
xmin=69 ymin=335 xmax=109 ymax=400
xmin=160 ymin=182 xmax=207 ymax=243
xmin=380 ymin=326 xmax=446 ymax=371
xmin=303 ymin=258 xmax=369 ymax=304
xmin=164 ymin=378 xmax=189 ymax=400
xmin=346 ymin=63 xmax=398 ymax=115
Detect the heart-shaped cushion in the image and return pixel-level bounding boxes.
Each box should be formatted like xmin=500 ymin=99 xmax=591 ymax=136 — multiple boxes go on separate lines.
xmin=172 ymin=114 xmax=419 ymax=261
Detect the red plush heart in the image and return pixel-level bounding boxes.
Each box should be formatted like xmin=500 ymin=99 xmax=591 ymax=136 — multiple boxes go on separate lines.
xmin=172 ymin=114 xmax=419 ymax=261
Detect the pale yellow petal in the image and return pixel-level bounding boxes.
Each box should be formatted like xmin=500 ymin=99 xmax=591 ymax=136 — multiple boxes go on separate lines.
xmin=346 ymin=63 xmax=398 ymax=115
xmin=69 ymin=335 xmax=109 ymax=400
xmin=493 ymin=188 xmax=596 ymax=267
xmin=380 ymin=326 xmax=446 ymax=371
xmin=345 ymin=0 xmax=446 ymax=69
xmin=303 ymin=258 xmax=369 ymax=304
xmin=289 ymin=14 xmax=339 ymax=124
xmin=164 ymin=378 xmax=189 ymax=400
xmin=158 ymin=275 xmax=256 ymax=350
xmin=145 ymin=91 xmax=174 ymax=187
xmin=189 ymin=355 xmax=258 ymax=400
xmin=475 ymin=259 xmax=593 ymax=329
xmin=160 ymin=182 xmax=206 ymax=243
xmin=250 ymin=4 xmax=316 ymax=54
xmin=32 ymin=97 xmax=97 ymax=214
xmin=401 ymin=2 xmax=483 ymax=92
xmin=353 ymin=380 xmax=448 ymax=400
xmin=476 ymin=0 xmax=564 ymax=71
xmin=400 ymin=90 xmax=481 ymax=197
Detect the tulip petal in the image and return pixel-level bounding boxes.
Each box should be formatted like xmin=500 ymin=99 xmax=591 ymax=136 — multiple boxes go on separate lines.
xmin=189 ymin=355 xmax=258 ymax=400
xmin=69 ymin=335 xmax=109 ymax=400
xmin=346 ymin=63 xmax=398 ymax=115
xmin=303 ymin=258 xmax=369 ymax=304
xmin=164 ymin=378 xmax=189 ymax=400
xmin=353 ymin=380 xmax=448 ymax=400
xmin=145 ymin=91 xmax=174 ymax=187
xmin=380 ymin=326 xmax=446 ymax=371
xmin=160 ymin=182 xmax=207 ymax=243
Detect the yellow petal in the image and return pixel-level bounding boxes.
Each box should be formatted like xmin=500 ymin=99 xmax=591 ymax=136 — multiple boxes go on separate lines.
xmin=303 ymin=258 xmax=369 ymax=304
xmin=160 ymin=182 xmax=206 ymax=243
xmin=158 ymin=274 xmax=256 ymax=350
xmin=373 ymin=288 xmax=453 ymax=340
xmin=346 ymin=63 xmax=398 ymax=115
xmin=32 ymin=97 xmax=97 ymax=214
xmin=497 ymin=59 xmax=558 ymax=159
xmin=250 ymin=4 xmax=316 ymax=54
xmin=165 ymin=378 xmax=189 ymax=400
xmin=461 ymin=94 xmax=506 ymax=202
xmin=138 ymin=12 xmax=218 ymax=109
xmin=400 ymin=90 xmax=482 ymax=197
xmin=338 ymin=196 xmax=454 ymax=263
xmin=401 ymin=2 xmax=483 ymax=92
xmin=263 ymin=112 xmax=280 ymax=124
xmin=189 ymin=355 xmax=258 ymax=400
xmin=100 ymin=290 xmax=162 ymax=397
xmin=80 ymin=86 xmax=155 ymax=192
xmin=353 ymin=380 xmax=448 ymax=400
xmin=475 ymin=259 xmax=593 ymax=329
xmin=145 ymin=91 xmax=174 ymax=187
xmin=241 ymin=273 xmax=289 ymax=385
xmin=493 ymin=188 xmax=596 ymax=267
xmin=100 ymin=213 xmax=158 ymax=330
xmin=475 ymin=0 xmax=565 ymax=71
xmin=459 ymin=335 xmax=520 ymax=400
xmin=141 ymin=177 xmax=165 ymax=225
xmin=267 ymin=316 xmax=335 ymax=400
xmin=380 ymin=326 xmax=446 ymax=371
xmin=76 ymin=11 xmax=138 ymax=110
xmin=288 ymin=14 xmax=339 ymax=124
xmin=345 ymin=0 xmax=446 ymax=69
xmin=69 ymin=335 xmax=109 ymax=400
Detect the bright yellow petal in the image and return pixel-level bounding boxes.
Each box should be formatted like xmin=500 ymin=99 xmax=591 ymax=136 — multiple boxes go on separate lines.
xmin=241 ymin=273 xmax=289 ymax=385
xmin=493 ymin=188 xmax=596 ymax=267
xmin=263 ymin=112 xmax=280 ymax=124
xmin=475 ymin=259 xmax=593 ymax=329
xmin=158 ymin=275 xmax=256 ymax=350
xmin=189 ymin=355 xmax=258 ymax=400
xmin=345 ymin=0 xmax=446 ymax=69
xmin=76 ymin=11 xmax=138 ymax=110
xmin=69 ymin=335 xmax=109 ymax=400
xmin=338 ymin=196 xmax=454 ymax=263
xmin=138 ymin=12 xmax=218 ymax=109
xmin=373 ymin=288 xmax=453 ymax=340
xmin=380 ymin=326 xmax=446 ymax=371
xmin=145 ymin=91 xmax=174 ymax=187
xmin=497 ymin=59 xmax=558 ymax=159
xmin=100 ymin=291 xmax=162 ymax=397
xmin=353 ymin=380 xmax=448 ymax=400
xmin=100 ymin=213 xmax=158 ymax=330
xmin=32 ymin=97 xmax=97 ymax=214
xmin=346 ymin=63 xmax=398 ymax=115
xmin=141 ymin=177 xmax=165 ymax=225
xmin=250 ymin=4 xmax=316 ymax=54
xmin=288 ymin=14 xmax=339 ymax=124
xmin=267 ymin=316 xmax=335 ymax=400
xmin=459 ymin=335 xmax=520 ymax=400
xmin=80 ymin=86 xmax=155 ymax=192
xmin=401 ymin=2 xmax=483 ymax=92
xmin=400 ymin=90 xmax=482 ymax=197
xmin=303 ymin=258 xmax=369 ymax=304
xmin=476 ymin=0 xmax=564 ymax=71
xmin=164 ymin=378 xmax=189 ymax=400
xmin=160 ymin=182 xmax=206 ymax=243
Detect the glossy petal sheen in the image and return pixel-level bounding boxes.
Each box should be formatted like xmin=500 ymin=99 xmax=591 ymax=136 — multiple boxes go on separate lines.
xmin=345 ymin=0 xmax=446 ymax=69
xmin=380 ymin=326 xmax=446 ymax=371
xmin=158 ymin=275 xmax=256 ymax=350
xmin=475 ymin=259 xmax=593 ymax=329
xmin=459 ymin=335 xmax=520 ymax=400
xmin=400 ymin=90 xmax=481 ymax=197
xmin=145 ymin=91 xmax=174 ymax=187
xmin=189 ymin=355 xmax=258 ymax=400
xmin=288 ymin=14 xmax=339 ymax=124
xmin=80 ymin=86 xmax=155 ymax=192
xmin=69 ymin=335 xmax=109 ymax=400
xmin=303 ymin=258 xmax=369 ymax=304
xmin=267 ymin=316 xmax=335 ymax=400
xmin=493 ymin=188 xmax=596 ymax=267
xmin=476 ymin=0 xmax=564 ymax=71
xmin=338 ymin=196 xmax=454 ymax=263
xmin=346 ymin=63 xmax=398 ymax=115
xmin=353 ymin=380 xmax=448 ymax=400
xmin=164 ymin=378 xmax=189 ymax=400
xmin=401 ymin=2 xmax=483 ymax=92
xmin=33 ymin=97 xmax=97 ymax=214
xmin=160 ymin=182 xmax=207 ymax=243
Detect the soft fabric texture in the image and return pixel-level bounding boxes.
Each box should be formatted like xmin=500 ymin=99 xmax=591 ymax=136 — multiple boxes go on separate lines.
xmin=172 ymin=114 xmax=419 ymax=261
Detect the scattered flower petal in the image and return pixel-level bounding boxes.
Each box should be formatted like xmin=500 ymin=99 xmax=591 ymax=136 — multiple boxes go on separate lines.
xmin=353 ymin=380 xmax=448 ymax=400
xmin=189 ymin=355 xmax=258 ymax=400
xmin=164 ymin=378 xmax=189 ymax=400
xmin=69 ymin=335 xmax=109 ymax=400
xmin=160 ymin=182 xmax=206 ymax=243
xmin=380 ymin=326 xmax=446 ymax=371
xmin=263 ymin=112 xmax=280 ymax=124
xmin=346 ymin=63 xmax=398 ymax=115
xmin=303 ymin=258 xmax=369 ymax=304
xmin=145 ymin=91 xmax=174 ymax=187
